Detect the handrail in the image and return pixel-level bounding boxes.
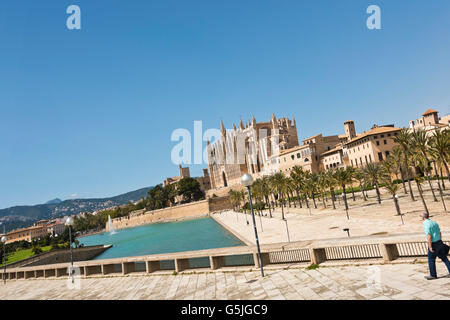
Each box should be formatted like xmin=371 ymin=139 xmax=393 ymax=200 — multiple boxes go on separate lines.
xmin=3 ymin=240 xmax=448 ymax=281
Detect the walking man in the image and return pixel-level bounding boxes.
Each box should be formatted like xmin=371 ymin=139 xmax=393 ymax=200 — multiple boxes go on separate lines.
xmin=421 ymin=212 xmax=450 ymax=280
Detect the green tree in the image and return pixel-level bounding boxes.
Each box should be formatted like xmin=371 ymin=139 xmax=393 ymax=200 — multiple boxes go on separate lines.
xmin=177 ymin=177 xmax=204 ymax=203
xmin=394 ymin=129 xmax=416 ymax=201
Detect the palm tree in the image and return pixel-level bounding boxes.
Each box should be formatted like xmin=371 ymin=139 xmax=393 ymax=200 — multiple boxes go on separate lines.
xmin=271 ymin=172 xmax=288 ymax=220
xmin=392 ymin=146 xmax=408 ymax=194
xmin=414 ymin=176 xmax=429 ymax=215
xmin=325 ymin=169 xmax=338 ymax=209
xmin=363 ymin=163 xmax=387 ymax=204
xmin=354 ymin=168 xmax=368 ymax=201
xmin=411 ymin=129 xmax=438 ymax=202
xmin=394 ymin=128 xmax=416 ymax=201
xmin=334 ymin=167 xmax=351 ymax=219
xmin=307 ymin=172 xmax=319 ymax=209
xmin=429 ymin=128 xmax=450 ymax=184
xmin=291 ymin=166 xmax=306 ymax=208
xmin=382 ymin=179 xmax=404 ymax=224
xmin=260 ymin=176 xmax=273 ymax=217
xmin=345 ymin=166 xmax=357 ymax=201
xmin=317 ymin=172 xmax=329 ymax=208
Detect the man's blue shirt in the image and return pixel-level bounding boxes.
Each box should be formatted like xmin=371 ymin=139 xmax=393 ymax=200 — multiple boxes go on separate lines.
xmin=423 ymin=219 xmax=441 ymax=242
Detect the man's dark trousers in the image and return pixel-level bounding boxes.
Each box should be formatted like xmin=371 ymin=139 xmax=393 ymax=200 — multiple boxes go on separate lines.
xmin=428 ymin=240 xmax=450 ymax=278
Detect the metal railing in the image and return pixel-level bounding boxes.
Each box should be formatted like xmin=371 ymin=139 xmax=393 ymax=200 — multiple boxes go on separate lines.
xmin=268 ymin=249 xmax=310 ymax=264
xmin=324 ymin=244 xmax=382 ymax=260
xmin=3 ymin=240 xmax=449 ymax=280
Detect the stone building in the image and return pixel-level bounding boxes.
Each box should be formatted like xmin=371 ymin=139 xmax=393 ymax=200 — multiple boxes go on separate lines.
xmin=409 ymin=108 xmax=449 ymax=131
xmin=345 ymin=125 xmax=401 ymax=168
xmin=5 ymin=225 xmax=48 ymax=244
xmin=207 ymin=114 xmax=299 ymax=189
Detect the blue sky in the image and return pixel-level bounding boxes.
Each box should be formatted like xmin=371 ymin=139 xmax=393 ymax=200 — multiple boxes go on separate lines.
xmin=1 ymin=1 xmax=449 ymax=209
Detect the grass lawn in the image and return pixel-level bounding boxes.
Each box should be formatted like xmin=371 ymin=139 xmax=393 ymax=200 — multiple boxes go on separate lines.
xmin=0 ymin=246 xmax=52 ymax=267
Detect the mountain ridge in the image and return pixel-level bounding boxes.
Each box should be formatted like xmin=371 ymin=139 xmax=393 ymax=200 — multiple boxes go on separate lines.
xmin=0 ymin=186 xmax=152 ymax=232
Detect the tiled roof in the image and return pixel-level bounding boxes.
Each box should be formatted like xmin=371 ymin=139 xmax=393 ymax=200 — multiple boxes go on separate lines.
xmin=422 ymin=108 xmax=438 ymax=116
xmin=345 ymin=126 xmax=401 ymax=145
xmin=320 ymin=145 xmax=343 ymax=157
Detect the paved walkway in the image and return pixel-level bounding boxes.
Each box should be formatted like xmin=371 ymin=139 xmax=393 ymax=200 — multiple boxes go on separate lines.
xmin=212 ymin=183 xmax=450 ymax=245
xmin=1 ymin=263 xmax=449 ymax=300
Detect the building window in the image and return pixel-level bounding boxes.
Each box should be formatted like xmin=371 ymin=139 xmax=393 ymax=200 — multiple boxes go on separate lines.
xmin=297 ymin=153 xmax=300 ymax=158
xmin=381 ymin=135 xmax=384 ymax=138
xmin=378 ymin=152 xmax=383 ymax=161
xmin=385 ymin=151 xmax=390 ymax=157
xmin=376 ymin=141 xmax=380 ymax=146
xmin=291 ymin=155 xmax=295 ymax=160
xmin=383 ymin=140 xmax=387 ymax=145
xmin=351 ymin=160 xmax=354 ymax=166
xmin=369 ymin=154 xmax=372 ymax=162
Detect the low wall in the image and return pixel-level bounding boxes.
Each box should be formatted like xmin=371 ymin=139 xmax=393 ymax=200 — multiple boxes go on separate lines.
xmin=5 ymin=239 xmax=448 ymax=281
xmin=6 ymin=245 xmax=112 ymax=268
xmin=107 ymin=196 xmax=234 ymax=231
xmin=209 ymin=195 xmax=233 ymax=212
xmin=108 ymin=200 xmax=210 ymax=231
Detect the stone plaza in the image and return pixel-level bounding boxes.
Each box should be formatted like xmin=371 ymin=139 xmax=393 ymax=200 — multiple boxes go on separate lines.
xmin=1 ymin=262 xmax=449 ymax=300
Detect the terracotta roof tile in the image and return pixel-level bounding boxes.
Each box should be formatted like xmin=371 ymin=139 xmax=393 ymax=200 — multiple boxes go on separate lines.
xmin=344 ymin=126 xmax=401 ymax=145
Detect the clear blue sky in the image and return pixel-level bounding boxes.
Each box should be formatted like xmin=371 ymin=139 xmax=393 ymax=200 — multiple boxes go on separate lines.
xmin=1 ymin=1 xmax=449 ymax=209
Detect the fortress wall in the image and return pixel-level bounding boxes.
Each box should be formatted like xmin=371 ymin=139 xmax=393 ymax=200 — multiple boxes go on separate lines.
xmin=108 ymin=195 xmax=233 ymax=231
xmin=108 ymin=200 xmax=210 ymax=231
xmin=209 ymin=195 xmax=233 ymax=212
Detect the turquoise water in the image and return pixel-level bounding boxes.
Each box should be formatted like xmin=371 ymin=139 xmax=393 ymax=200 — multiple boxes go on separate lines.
xmin=78 ymin=217 xmax=245 ymax=260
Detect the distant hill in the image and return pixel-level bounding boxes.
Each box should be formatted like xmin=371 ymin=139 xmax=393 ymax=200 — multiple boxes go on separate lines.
xmin=45 ymin=198 xmax=62 ymax=205
xmin=0 ymin=187 xmax=152 ymax=232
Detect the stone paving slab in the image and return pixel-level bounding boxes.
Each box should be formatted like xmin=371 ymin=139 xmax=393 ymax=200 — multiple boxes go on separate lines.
xmin=1 ymin=263 xmax=449 ymax=300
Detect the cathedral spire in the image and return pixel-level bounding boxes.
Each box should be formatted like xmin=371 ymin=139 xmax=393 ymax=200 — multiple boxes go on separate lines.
xmin=252 ymin=115 xmax=256 ymax=127
xmin=292 ymin=116 xmax=296 ymax=127
xmin=240 ymin=118 xmax=245 ymax=130
xmin=220 ymin=120 xmax=226 ymax=136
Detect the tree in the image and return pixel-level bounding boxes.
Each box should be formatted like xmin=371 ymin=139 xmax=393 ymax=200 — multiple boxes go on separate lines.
xmin=394 ymin=129 xmax=416 ymax=201
xmin=260 ymin=176 xmax=273 ymax=217
xmin=391 ymin=146 xmax=408 ymax=194
xmin=354 ymin=168 xmax=368 ymax=201
xmin=429 ymin=128 xmax=450 ymax=184
xmin=177 ymin=177 xmax=204 ymax=203
xmin=363 ymin=163 xmax=387 ymax=204
xmin=291 ymin=166 xmax=306 ymax=209
xmin=411 ymin=129 xmax=438 ymax=202
xmin=414 ymin=176 xmax=429 ymax=215
xmin=334 ymin=167 xmax=351 ymax=218
xmin=164 ymin=183 xmax=178 ymax=206
xmin=270 ymin=172 xmax=288 ymax=220
xmin=345 ymin=166 xmax=357 ymax=201
xmin=325 ymin=169 xmax=338 ymax=209
xmin=147 ymin=184 xmax=169 ymax=210
xmin=382 ymin=179 xmax=404 ymax=224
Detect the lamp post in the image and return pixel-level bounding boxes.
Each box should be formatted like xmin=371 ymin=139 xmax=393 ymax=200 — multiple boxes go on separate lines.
xmin=65 ymin=217 xmax=75 ymax=284
xmin=241 ymin=173 xmax=264 ymax=277
xmin=343 ymin=228 xmax=350 ymax=237
xmin=1 ymin=234 xmax=6 ymax=284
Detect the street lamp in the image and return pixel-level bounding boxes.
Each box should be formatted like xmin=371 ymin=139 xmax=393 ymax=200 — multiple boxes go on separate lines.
xmin=1 ymin=235 xmax=6 ymax=284
xmin=65 ymin=217 xmax=75 ymax=284
xmin=241 ymin=173 xmax=264 ymax=277
xmin=343 ymin=228 xmax=350 ymax=237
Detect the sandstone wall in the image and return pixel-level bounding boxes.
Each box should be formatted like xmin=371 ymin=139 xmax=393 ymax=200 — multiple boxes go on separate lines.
xmin=108 ymin=200 xmax=210 ymax=231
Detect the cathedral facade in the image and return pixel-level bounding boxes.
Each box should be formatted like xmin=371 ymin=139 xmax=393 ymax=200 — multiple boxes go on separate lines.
xmin=206 ymin=114 xmax=299 ymax=189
